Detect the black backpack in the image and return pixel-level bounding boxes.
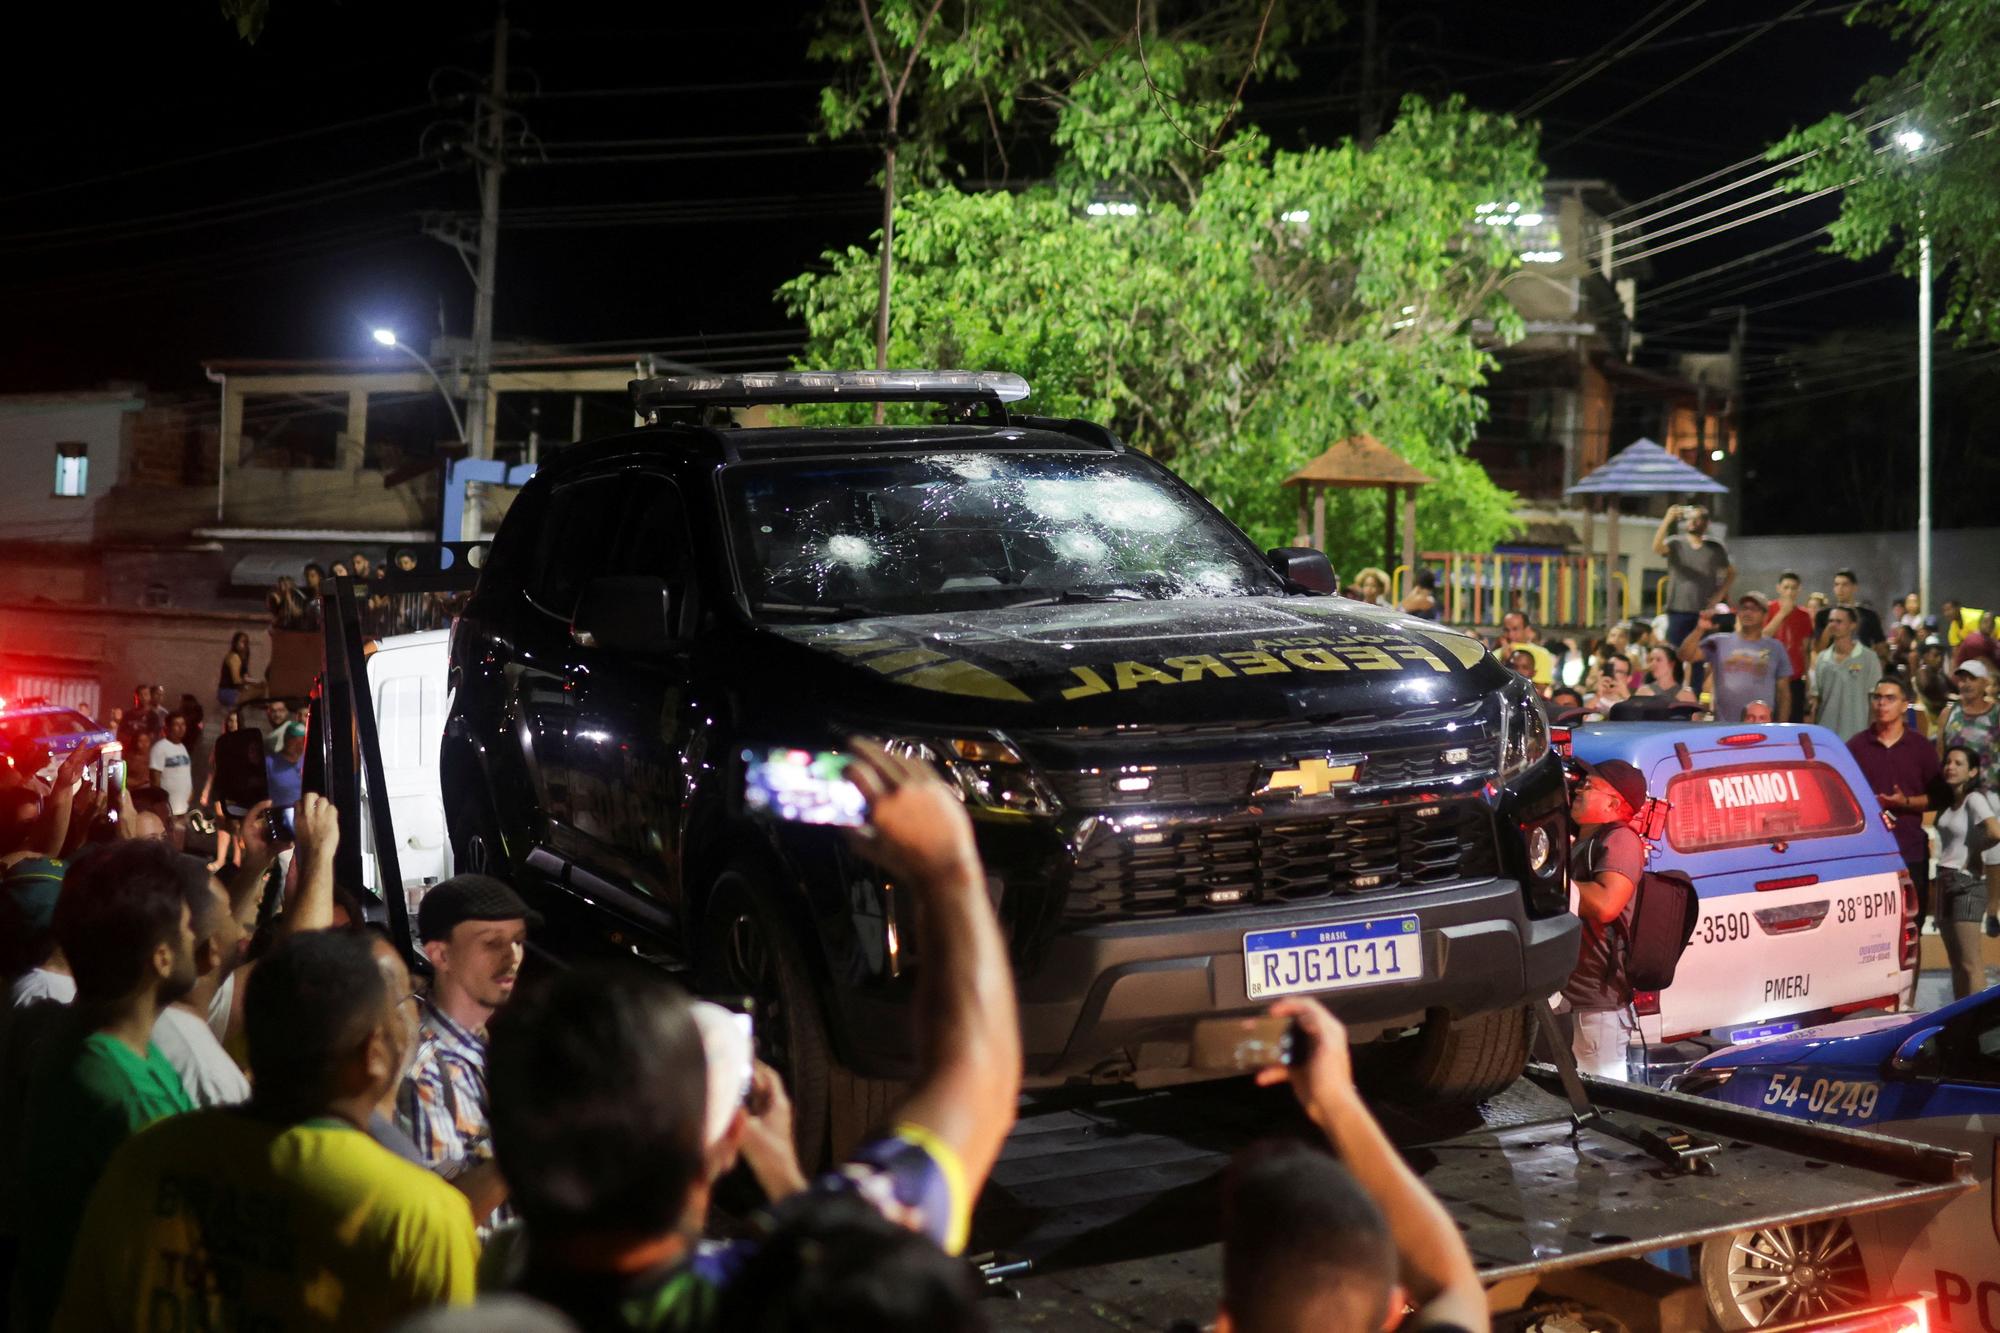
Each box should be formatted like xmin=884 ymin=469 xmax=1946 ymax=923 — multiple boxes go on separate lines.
xmin=1619 ymin=865 xmax=1700 ymax=994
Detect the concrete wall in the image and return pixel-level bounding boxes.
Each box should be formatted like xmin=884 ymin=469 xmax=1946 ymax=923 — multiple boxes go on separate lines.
xmin=0 ymin=601 xmax=271 ymax=728
xmin=1728 ymin=529 xmax=2000 ymax=612
xmin=0 ymin=393 xmax=141 ymax=545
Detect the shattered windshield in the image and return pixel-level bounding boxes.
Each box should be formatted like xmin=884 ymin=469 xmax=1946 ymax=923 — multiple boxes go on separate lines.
xmin=723 ymin=452 xmax=1282 ymax=620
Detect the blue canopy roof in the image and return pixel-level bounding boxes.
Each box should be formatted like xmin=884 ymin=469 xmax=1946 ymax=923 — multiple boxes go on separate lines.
xmin=1566 ymin=437 xmax=1729 ymax=496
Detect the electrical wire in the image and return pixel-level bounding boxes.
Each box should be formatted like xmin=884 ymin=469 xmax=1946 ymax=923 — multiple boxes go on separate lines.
xmin=0 ymin=160 xmax=436 ymax=252
xmin=1615 ymin=181 xmax=1850 ymax=267
xmin=0 ymin=101 xmax=436 ymax=207
xmin=1642 ymin=228 xmax=1831 ymax=301
xmin=1515 ymin=0 xmax=1710 ymax=117
xmin=1644 ymin=270 xmax=1898 ymax=339
xmin=1549 ymin=0 xmax=1817 ymax=153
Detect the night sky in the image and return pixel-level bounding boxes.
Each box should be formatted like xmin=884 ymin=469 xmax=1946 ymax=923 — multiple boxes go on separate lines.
xmin=2 ymin=2 xmax=1910 ymax=436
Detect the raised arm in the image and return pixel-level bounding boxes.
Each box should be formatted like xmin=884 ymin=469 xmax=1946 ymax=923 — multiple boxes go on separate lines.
xmin=1652 ymin=505 xmax=1680 ymax=558
xmin=1677 ymin=609 xmax=1715 ymax=665
xmin=844 ymin=739 xmax=1021 ymax=1205
xmin=1257 ymin=999 xmax=1488 ymax=1331
xmin=275 ymin=792 xmax=340 ymax=936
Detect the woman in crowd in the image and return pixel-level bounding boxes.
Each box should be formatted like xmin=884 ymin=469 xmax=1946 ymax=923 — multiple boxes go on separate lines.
xmin=217 ymin=631 xmax=257 ymax=710
xmin=1939 ymin=660 xmax=2000 ymax=937
xmin=1401 ymin=568 xmax=1439 ymax=620
xmin=298 ymin=563 xmax=326 ymax=631
xmin=1588 ymin=653 xmax=1634 ymax=714
xmin=1934 ymin=745 xmax=2000 ymax=998
xmin=1635 ymin=644 xmax=1696 ymax=706
xmin=1898 ymin=592 xmax=1925 ymax=635
xmin=199 ymin=711 xmax=243 ymax=872
xmin=1352 ymin=567 xmax=1391 ymax=607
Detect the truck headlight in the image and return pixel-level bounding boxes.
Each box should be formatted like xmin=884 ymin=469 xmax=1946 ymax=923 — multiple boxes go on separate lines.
xmin=884 ymin=734 xmax=1061 ymax=818
xmin=1496 ymin=686 xmax=1550 ymax=781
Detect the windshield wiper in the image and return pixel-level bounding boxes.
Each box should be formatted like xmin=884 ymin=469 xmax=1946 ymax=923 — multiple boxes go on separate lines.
xmin=997 ymin=589 xmax=1148 ymax=610
xmin=749 ymin=600 xmax=877 ymax=621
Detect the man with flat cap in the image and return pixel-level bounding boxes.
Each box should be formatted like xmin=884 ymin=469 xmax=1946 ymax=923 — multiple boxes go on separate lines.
xmin=1558 ymin=759 xmax=1650 ymax=1081
xmin=398 ymin=873 xmax=541 ymax=1230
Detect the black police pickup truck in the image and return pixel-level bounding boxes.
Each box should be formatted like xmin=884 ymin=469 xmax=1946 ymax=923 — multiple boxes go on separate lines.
xmin=443 ymin=371 xmax=1576 ymax=1150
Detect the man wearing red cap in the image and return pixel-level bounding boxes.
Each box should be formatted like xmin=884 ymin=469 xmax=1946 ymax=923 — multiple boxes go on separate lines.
xmin=1559 ymin=760 xmax=1649 ymax=1080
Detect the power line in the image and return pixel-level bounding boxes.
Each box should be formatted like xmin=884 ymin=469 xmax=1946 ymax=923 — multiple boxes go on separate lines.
xmin=1514 ymin=0 xmax=1710 ymax=116
xmin=1644 ymin=253 xmax=1850 ymax=318
xmin=1644 ymin=270 xmax=1898 ymax=339
xmin=1642 ymin=227 xmax=1829 ymax=300
xmin=0 ymin=102 xmax=436 ymax=207
xmin=1548 ymin=0 xmax=1816 ymax=154
xmin=1615 ymin=180 xmax=1850 ymax=267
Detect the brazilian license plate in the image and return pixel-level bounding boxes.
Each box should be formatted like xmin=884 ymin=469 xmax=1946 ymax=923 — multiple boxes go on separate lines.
xmin=1243 ymin=914 xmax=1423 ymax=1000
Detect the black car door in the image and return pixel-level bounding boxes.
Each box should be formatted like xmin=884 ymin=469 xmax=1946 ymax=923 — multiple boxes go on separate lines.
xmin=557 ymin=473 xmax=695 ymax=955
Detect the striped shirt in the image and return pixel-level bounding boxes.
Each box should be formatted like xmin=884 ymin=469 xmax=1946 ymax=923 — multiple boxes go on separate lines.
xmin=396 ymin=995 xmax=514 ymax=1230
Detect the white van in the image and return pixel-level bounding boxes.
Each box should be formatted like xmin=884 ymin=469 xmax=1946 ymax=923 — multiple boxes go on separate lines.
xmin=358 ymin=630 xmax=452 ymax=919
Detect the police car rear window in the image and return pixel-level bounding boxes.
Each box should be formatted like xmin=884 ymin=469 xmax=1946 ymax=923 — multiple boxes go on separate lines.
xmin=1664 ymin=760 xmax=1865 ymax=854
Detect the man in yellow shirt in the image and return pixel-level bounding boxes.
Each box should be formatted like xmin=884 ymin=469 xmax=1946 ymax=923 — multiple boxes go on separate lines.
xmin=54 ymin=930 xmax=478 ymax=1332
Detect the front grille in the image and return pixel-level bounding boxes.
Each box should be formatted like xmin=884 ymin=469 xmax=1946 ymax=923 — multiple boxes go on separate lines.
xmin=1048 ymin=763 xmax=1260 ymax=809
xmin=1045 ymin=743 xmax=1489 ymax=811
xmin=1064 ymin=802 xmax=1498 ymax=920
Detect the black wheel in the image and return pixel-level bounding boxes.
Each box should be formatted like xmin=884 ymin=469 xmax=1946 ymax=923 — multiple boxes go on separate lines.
xmin=1396 ymin=1004 xmax=1533 ymax=1104
xmin=701 ymin=867 xmax=833 ymax=1170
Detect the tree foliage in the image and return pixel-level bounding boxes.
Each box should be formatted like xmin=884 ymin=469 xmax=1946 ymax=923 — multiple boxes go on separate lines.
xmin=1769 ymin=0 xmax=2000 ymax=342
xmin=782 ymin=89 xmax=1538 ymax=567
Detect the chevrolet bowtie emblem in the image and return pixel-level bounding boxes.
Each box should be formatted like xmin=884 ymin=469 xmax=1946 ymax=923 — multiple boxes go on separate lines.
xmin=1255 ymin=757 xmax=1362 ymax=799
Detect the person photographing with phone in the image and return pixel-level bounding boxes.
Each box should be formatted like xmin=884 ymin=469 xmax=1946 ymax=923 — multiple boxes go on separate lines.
xmin=1555 ymin=760 xmax=1649 ymax=1081
xmin=1213 ymin=998 xmax=1487 ymax=1333
xmin=479 ymin=738 xmax=1021 ymax=1332
xmin=1653 ymin=503 xmax=1734 ymax=698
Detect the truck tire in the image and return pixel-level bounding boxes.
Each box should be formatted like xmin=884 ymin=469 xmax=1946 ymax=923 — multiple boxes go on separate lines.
xmin=700 ymin=867 xmax=834 ymax=1171
xmin=827 ymin=1066 xmax=909 ymax=1163
xmin=1397 ymin=1004 xmax=1533 ymax=1104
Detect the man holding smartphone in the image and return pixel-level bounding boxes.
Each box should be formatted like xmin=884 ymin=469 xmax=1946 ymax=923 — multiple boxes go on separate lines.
xmin=1653 ymin=503 xmax=1734 ymax=698
xmin=1229 ymin=998 xmax=1488 ymax=1332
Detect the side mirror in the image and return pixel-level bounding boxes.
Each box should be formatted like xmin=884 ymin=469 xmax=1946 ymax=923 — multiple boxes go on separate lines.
xmin=1888 ymin=1024 xmax=1944 ymax=1078
xmin=1268 ymin=547 xmax=1338 ymax=595
xmin=572 ymin=576 xmax=678 ymax=654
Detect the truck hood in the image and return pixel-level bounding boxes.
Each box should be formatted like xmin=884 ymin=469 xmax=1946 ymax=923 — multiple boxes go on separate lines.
xmin=768 ymin=596 xmax=1505 ymax=724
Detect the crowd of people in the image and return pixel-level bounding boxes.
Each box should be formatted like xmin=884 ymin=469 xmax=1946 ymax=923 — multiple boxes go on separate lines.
xmin=263 ymin=550 xmax=461 ymax=638
xmin=0 ymin=735 xmax=1488 ymax=1331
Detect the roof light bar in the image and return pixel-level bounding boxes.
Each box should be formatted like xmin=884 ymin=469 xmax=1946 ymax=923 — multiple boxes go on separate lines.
xmin=629 ymin=369 xmax=1031 ymax=415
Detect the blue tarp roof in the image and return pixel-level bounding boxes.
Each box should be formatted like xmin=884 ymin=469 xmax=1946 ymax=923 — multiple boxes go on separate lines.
xmin=1566 ymin=437 xmax=1730 ymax=496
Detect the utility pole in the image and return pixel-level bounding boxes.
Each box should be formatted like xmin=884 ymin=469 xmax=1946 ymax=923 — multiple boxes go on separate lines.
xmin=1918 ymin=227 xmax=1932 ymax=616
xmin=465 ymin=6 xmax=509 ymax=463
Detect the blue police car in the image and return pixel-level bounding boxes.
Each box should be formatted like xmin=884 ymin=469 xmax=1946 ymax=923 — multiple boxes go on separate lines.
xmin=1672 ymin=990 xmax=2000 ymax=1328
xmin=0 ymin=697 xmax=121 ymax=790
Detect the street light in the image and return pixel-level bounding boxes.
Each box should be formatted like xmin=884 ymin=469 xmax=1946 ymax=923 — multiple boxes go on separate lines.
xmin=1897 ymin=129 xmax=1932 ymax=615
xmin=370 ymin=328 xmax=467 ymax=444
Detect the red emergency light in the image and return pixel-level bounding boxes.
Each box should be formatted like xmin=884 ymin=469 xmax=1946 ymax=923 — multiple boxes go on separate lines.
xmin=1765 ymin=1296 xmax=1928 ymax=1333
xmin=1718 ymin=732 xmax=1769 ymax=745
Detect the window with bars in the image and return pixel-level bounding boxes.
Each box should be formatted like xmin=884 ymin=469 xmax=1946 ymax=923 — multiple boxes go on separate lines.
xmin=53 ymin=441 xmax=87 ymax=497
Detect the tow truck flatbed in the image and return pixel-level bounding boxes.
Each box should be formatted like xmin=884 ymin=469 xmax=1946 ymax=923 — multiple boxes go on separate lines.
xmin=971 ymin=1069 xmax=1970 ymax=1329
xmin=307 ymin=566 xmax=1976 ymax=1329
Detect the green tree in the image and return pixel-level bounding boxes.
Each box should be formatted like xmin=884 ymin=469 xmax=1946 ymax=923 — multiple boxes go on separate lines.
xmin=781 ymin=94 xmax=1536 ymax=569
xmin=809 ymin=2 xmax=1342 ymax=382
xmin=1768 ymin=0 xmax=2000 ymax=341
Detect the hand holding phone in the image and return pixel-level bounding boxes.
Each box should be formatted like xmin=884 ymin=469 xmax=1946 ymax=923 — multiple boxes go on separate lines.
xmin=741 ymin=747 xmax=868 ymax=827
xmin=1191 ymin=1013 xmax=1312 ymax=1073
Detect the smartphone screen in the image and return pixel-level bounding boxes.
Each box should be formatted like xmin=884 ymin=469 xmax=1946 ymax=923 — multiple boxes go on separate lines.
xmin=741 ymin=747 xmax=867 ymax=827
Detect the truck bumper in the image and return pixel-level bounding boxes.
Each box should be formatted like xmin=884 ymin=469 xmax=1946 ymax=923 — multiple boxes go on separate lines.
xmin=831 ymin=875 xmax=1579 ymax=1080
xmin=1011 ymin=877 xmax=1580 ymax=1078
